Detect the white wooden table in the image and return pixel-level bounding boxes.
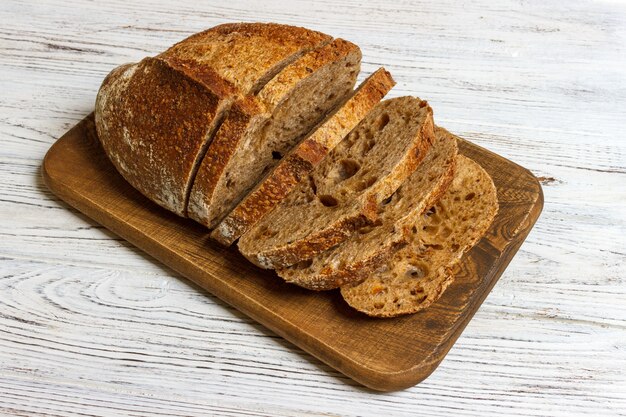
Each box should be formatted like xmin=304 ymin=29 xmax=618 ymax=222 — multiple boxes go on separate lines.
xmin=1 ymin=0 xmax=625 ymax=415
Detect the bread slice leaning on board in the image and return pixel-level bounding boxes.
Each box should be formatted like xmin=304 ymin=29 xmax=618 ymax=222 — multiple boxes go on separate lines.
xmin=341 ymin=155 xmax=499 ymax=317
xmin=238 ymin=96 xmax=435 ymax=269
xmin=93 ymin=22 xmax=500 ymax=318
xmin=95 ymin=23 xmax=348 ymax=216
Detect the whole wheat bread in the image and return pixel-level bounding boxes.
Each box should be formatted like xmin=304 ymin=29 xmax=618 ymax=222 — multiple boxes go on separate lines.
xmin=95 ymin=23 xmax=331 ymax=215
xmin=187 ymin=39 xmax=362 ymax=228
xmin=238 ymin=96 xmax=435 ymax=269
xmin=278 ymin=127 xmax=458 ymax=290
xmin=211 ymin=68 xmax=395 ymax=246
xmin=340 ymin=155 xmax=498 ymax=317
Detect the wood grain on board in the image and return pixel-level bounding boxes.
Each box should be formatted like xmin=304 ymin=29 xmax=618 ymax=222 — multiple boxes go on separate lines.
xmin=42 ymin=114 xmax=543 ymax=391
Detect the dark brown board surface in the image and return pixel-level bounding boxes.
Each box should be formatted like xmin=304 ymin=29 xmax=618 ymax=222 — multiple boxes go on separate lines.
xmin=42 ymin=114 xmax=543 ymax=391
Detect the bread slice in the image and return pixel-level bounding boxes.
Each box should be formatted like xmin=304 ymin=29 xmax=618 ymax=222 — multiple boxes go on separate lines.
xmin=277 ymin=127 xmax=458 ymax=290
xmin=95 ymin=23 xmax=331 ymax=215
xmin=187 ymin=39 xmax=362 ymax=227
xmin=211 ymin=68 xmax=396 ymax=246
xmin=238 ymin=96 xmax=435 ymax=269
xmin=341 ymin=155 xmax=499 ymax=318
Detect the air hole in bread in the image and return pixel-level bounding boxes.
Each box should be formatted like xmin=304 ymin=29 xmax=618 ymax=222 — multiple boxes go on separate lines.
xmin=424 ymin=243 xmax=444 ymax=250
xmin=352 ymin=176 xmax=377 ymax=192
xmin=257 ymin=225 xmax=278 ymax=239
xmin=272 ymin=151 xmax=282 ymax=160
xmin=374 ymin=113 xmax=390 ymax=130
xmin=319 ymin=194 xmax=338 ymax=207
xmin=374 ymin=302 xmax=384 ymax=309
xmin=358 ymin=219 xmax=383 ymax=234
xmin=451 ymin=243 xmax=460 ymax=251
xmin=335 ymin=159 xmax=360 ymax=181
xmin=293 ymin=259 xmax=313 ymax=269
xmin=423 ymin=225 xmax=438 ymax=234
xmin=406 ymin=264 xmax=425 ymax=279
xmin=308 ymin=175 xmax=317 ymax=195
xmin=465 ymin=192 xmax=476 ymax=200
xmin=327 ymin=93 xmax=336 ymax=101
xmin=411 ymin=225 xmax=418 ymax=234
xmin=360 ymin=138 xmax=376 ymax=156
xmin=381 ymin=196 xmax=392 ymax=206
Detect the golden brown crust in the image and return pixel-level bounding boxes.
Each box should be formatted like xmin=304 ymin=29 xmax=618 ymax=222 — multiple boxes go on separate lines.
xmin=95 ymin=58 xmax=223 ymax=215
xmin=187 ymin=38 xmax=362 ymax=228
xmin=159 ymin=23 xmax=332 ymax=96
xmin=211 ymin=68 xmax=395 ymax=246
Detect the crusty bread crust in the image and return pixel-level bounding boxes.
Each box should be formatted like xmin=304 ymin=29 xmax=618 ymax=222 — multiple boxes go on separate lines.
xmin=95 ymin=58 xmax=225 ymax=215
xmin=158 ymin=22 xmax=332 ymax=96
xmin=238 ymin=97 xmax=436 ymax=269
xmin=211 ymin=68 xmax=395 ymax=246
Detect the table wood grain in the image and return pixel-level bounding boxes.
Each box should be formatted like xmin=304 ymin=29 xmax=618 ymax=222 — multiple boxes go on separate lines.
xmin=1 ymin=0 xmax=625 ymax=415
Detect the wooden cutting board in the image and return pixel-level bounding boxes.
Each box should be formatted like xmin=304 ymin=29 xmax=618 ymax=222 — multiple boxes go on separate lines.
xmin=42 ymin=114 xmax=543 ymax=391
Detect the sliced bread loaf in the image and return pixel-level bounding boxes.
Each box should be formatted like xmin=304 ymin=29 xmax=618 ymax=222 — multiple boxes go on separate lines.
xmin=95 ymin=23 xmax=331 ymax=215
xmin=340 ymin=155 xmax=499 ymax=317
xmin=277 ymin=127 xmax=458 ymax=290
xmin=210 ymin=68 xmax=395 ymax=246
xmin=238 ymin=96 xmax=435 ymax=269
xmin=187 ymin=39 xmax=362 ymax=227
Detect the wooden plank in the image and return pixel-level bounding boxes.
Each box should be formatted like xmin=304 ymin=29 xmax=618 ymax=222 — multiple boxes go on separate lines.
xmin=41 ymin=114 xmax=542 ymax=391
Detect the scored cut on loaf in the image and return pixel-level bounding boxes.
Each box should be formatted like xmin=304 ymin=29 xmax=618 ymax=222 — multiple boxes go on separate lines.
xmin=277 ymin=126 xmax=458 ymax=291
xmin=187 ymin=38 xmax=362 ymax=227
xmin=238 ymin=96 xmax=435 ymax=269
xmin=341 ymin=155 xmax=499 ymax=318
xmin=211 ymin=68 xmax=396 ymax=246
xmin=95 ymin=23 xmax=332 ymax=215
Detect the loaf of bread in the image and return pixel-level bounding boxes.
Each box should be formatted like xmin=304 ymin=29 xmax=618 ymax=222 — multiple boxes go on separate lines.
xmin=96 ymin=23 xmax=345 ymax=216
xmin=94 ymin=22 xmax=500 ymax=319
